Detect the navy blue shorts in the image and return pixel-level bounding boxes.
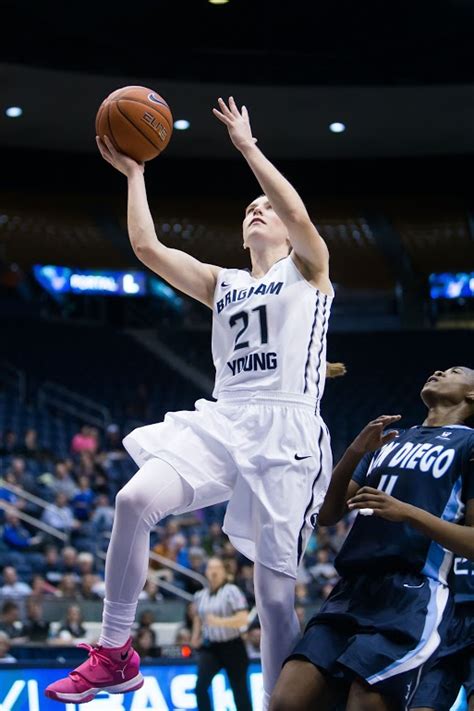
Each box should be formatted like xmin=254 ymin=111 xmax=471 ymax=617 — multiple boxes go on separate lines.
xmin=287 ymin=572 xmax=453 ymax=708
xmin=410 ymin=604 xmax=474 ymax=710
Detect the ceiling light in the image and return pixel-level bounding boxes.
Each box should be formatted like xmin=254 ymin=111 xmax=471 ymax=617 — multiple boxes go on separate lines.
xmin=174 ymin=119 xmax=190 ymax=130
xmin=209 ymin=0 xmax=229 ymax=4
xmin=329 ymin=122 xmax=346 ymax=133
xmin=5 ymin=107 xmax=23 ymax=118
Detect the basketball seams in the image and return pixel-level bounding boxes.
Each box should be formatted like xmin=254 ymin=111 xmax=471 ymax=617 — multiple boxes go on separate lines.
xmin=113 ymin=97 xmax=172 ymax=134
xmin=114 ymin=102 xmax=162 ymax=152
xmin=104 ymin=103 xmax=120 ymax=152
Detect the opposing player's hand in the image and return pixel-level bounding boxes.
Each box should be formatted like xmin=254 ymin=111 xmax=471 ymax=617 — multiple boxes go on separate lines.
xmin=96 ymin=136 xmax=144 ymax=177
xmin=212 ymin=97 xmax=257 ymax=152
xmin=347 ymin=487 xmax=412 ymax=522
xmin=350 ymin=415 xmax=401 ymax=455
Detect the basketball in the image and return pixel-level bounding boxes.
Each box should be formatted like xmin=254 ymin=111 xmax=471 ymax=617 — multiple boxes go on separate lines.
xmin=95 ymin=85 xmax=173 ymax=162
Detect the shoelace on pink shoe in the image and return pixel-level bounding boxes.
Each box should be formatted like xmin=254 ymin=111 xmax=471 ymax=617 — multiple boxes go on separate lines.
xmin=69 ymin=643 xmax=115 ymax=681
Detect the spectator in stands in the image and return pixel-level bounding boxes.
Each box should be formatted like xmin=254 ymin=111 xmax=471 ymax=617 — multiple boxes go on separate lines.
xmin=56 ymin=605 xmax=86 ymax=641
xmin=41 ymin=492 xmax=77 ymax=533
xmin=77 ymin=552 xmax=95 ymax=577
xmin=0 ymin=600 xmax=26 ymax=640
xmin=23 ymin=598 xmax=50 ymax=642
xmin=57 ymin=574 xmax=80 ymax=599
xmin=308 ymin=547 xmax=338 ymax=593
xmin=77 ymin=451 xmax=100 ymax=479
xmin=71 ymin=476 xmax=95 ymax=522
xmin=90 ymin=470 xmax=112 ymax=498
xmin=236 ymin=564 xmax=256 ymax=606
xmin=137 ymin=609 xmax=158 ymax=647
xmin=171 ymin=532 xmax=190 ymax=568
xmin=183 ymin=601 xmax=198 ymax=635
xmin=184 ymin=549 xmax=206 ymax=595
xmin=43 ymin=545 xmax=62 ymax=585
xmin=0 ymin=566 xmax=32 ymax=597
xmin=104 ymin=423 xmax=122 ymax=454
xmin=91 ymin=494 xmax=114 ymax=533
xmin=2 ymin=510 xmax=42 ymax=550
xmin=31 ymin=574 xmax=59 ymax=598
xmin=17 ymin=428 xmax=40 ymax=461
xmin=9 ymin=456 xmax=35 ymax=493
xmin=203 ymin=522 xmax=226 ymax=557
xmin=61 ymin=546 xmax=80 ymax=579
xmin=0 ymin=472 xmax=22 ymax=510
xmin=80 ymin=574 xmax=101 ymax=600
xmin=0 ymin=631 xmax=16 ymax=663
xmin=50 ymin=460 xmax=78 ymax=500
xmin=0 ymin=430 xmax=18 ymax=456
xmin=71 ymin=425 xmax=98 ymax=455
xmin=133 ymin=627 xmax=160 ymax=660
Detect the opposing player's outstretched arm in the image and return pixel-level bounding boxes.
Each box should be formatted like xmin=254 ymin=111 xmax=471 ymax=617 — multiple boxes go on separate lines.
xmin=213 ymin=97 xmax=331 ymax=292
xmin=317 ymin=415 xmax=401 ymax=526
xmin=96 ymin=136 xmax=221 ymax=308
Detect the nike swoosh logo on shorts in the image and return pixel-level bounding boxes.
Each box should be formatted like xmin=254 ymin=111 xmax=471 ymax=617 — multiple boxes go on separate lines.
xmin=295 ymin=454 xmax=312 ymax=460
xmin=403 ymin=582 xmax=425 ymax=589
xmin=120 ymin=651 xmax=128 ymax=660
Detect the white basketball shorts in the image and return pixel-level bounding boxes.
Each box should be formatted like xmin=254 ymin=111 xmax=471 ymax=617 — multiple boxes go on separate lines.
xmin=123 ymin=390 xmax=332 ymax=578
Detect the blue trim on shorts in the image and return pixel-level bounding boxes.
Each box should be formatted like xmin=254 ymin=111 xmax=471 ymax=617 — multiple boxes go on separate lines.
xmin=366 ymin=577 xmax=447 ymax=685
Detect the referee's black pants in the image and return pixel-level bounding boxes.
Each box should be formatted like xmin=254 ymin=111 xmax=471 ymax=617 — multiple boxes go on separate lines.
xmin=195 ymin=637 xmax=253 ymax=711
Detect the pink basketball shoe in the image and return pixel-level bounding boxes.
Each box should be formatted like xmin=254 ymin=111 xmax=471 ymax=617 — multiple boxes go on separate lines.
xmin=44 ymin=637 xmax=144 ymax=704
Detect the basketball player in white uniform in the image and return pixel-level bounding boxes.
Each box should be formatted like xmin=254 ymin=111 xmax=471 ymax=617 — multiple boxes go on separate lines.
xmin=45 ymin=97 xmax=334 ymax=709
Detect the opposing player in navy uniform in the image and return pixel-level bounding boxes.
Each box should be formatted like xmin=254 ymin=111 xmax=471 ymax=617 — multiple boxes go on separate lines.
xmin=46 ymin=98 xmax=334 ymax=707
xmin=270 ymin=366 xmax=474 ymax=711
xmin=410 ymin=555 xmax=474 ymax=711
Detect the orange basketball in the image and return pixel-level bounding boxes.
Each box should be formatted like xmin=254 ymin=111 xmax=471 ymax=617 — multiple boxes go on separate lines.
xmin=96 ymin=86 xmax=173 ymax=162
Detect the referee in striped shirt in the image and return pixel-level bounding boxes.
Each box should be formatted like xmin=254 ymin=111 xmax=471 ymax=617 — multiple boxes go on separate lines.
xmin=191 ymin=557 xmax=253 ymax=711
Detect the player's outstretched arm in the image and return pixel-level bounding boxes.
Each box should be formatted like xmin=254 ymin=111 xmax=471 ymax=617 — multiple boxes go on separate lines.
xmin=96 ymin=136 xmax=221 ymax=308
xmin=317 ymin=415 xmax=401 ymax=526
xmin=348 ymin=489 xmax=474 ymax=558
xmin=213 ymin=97 xmax=331 ymax=293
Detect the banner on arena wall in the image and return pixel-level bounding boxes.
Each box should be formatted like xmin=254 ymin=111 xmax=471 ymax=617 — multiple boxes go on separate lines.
xmin=0 ymin=663 xmax=466 ymax=711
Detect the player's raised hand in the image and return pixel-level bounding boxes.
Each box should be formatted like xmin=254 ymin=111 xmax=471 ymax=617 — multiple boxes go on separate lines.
xmin=347 ymin=487 xmax=412 ymax=523
xmin=212 ymin=97 xmax=257 ymax=152
xmin=96 ymin=136 xmax=144 ymax=177
xmin=350 ymin=415 xmax=401 ymax=455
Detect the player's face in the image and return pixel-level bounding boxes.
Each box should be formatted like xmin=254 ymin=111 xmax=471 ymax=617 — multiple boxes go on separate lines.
xmin=242 ymin=195 xmax=289 ymax=250
xmin=421 ymin=366 xmax=474 ymax=407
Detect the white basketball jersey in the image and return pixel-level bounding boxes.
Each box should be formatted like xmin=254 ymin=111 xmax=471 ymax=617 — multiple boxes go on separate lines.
xmin=212 ymin=256 xmax=333 ymax=405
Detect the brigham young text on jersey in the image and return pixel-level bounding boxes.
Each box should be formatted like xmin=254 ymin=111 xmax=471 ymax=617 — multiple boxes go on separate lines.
xmin=212 ymin=256 xmax=332 ymax=401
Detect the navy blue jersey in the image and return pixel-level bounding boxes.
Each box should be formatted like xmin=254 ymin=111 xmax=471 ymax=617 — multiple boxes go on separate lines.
xmin=335 ymin=425 xmax=474 ymax=584
xmin=451 ymin=556 xmax=474 ymax=603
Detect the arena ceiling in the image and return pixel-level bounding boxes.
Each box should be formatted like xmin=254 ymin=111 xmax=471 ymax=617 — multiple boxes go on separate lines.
xmin=4 ymin=0 xmax=474 ymax=87
xmin=1 ymin=1 xmax=474 ymax=161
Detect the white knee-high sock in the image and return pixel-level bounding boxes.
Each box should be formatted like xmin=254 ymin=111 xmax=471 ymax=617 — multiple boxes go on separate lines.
xmin=254 ymin=562 xmax=301 ymax=708
xmin=98 ymin=458 xmax=193 ymax=648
